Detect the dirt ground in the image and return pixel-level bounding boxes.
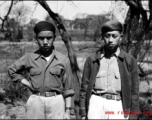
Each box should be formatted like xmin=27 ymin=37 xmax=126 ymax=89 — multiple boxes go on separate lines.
xmin=0 ymin=102 xmax=26 ymax=119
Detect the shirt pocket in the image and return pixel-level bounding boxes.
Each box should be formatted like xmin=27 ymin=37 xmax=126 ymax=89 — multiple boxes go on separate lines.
xmin=30 ymin=69 xmax=42 ymax=76
xmin=49 ymin=67 xmax=64 ymax=87
xmin=114 ymin=71 xmax=121 ymax=90
xmin=95 ymin=70 xmax=106 ymax=89
xmin=49 ymin=67 xmax=64 ymax=76
xmin=96 ymin=70 xmax=106 ymax=78
xmin=49 ymin=67 xmax=65 ymax=81
xmin=115 ymin=71 xmax=120 ymax=79
xmin=30 ymin=69 xmax=42 ymax=89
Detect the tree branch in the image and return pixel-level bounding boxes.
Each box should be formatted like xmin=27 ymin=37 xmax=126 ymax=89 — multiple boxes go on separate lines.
xmin=30 ymin=2 xmax=38 ymax=20
xmin=147 ymin=0 xmax=152 ymax=32
xmin=125 ymin=0 xmax=139 ymax=9
xmin=0 ymin=0 xmax=14 ymax=31
xmin=137 ymin=0 xmax=148 ymax=30
xmin=139 ymin=40 xmax=151 ymax=64
xmin=34 ymin=0 xmax=61 ymax=26
xmin=67 ymin=0 xmax=78 ymax=9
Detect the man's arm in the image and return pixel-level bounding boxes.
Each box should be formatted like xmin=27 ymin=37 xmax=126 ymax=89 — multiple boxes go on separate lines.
xmin=62 ymin=58 xmax=75 ymax=98
xmin=129 ymin=57 xmax=139 ymax=119
xmin=64 ymin=97 xmax=72 ymax=119
xmin=79 ymin=57 xmax=91 ymax=118
xmin=8 ymin=54 xmax=32 ymax=88
xmin=62 ymin=58 xmax=75 ymax=119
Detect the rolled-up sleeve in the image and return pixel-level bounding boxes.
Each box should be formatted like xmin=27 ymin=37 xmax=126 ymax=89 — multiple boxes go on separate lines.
xmin=62 ymin=58 xmax=75 ymax=98
xmin=8 ymin=54 xmax=28 ymax=82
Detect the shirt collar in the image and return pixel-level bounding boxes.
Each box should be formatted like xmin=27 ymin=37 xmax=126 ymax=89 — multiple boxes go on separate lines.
xmin=93 ymin=46 xmax=124 ymax=62
xmin=34 ymin=48 xmax=58 ymax=60
xmin=101 ymin=47 xmax=120 ymax=58
xmin=114 ymin=47 xmax=120 ymax=57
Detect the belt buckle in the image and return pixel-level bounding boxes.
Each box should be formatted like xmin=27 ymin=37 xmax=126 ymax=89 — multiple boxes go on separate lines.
xmin=114 ymin=95 xmax=116 ymax=100
xmin=45 ymin=92 xmax=56 ymax=97
xmin=45 ymin=92 xmax=50 ymax=97
xmin=106 ymin=94 xmax=112 ymax=100
xmin=113 ymin=95 xmax=120 ymax=101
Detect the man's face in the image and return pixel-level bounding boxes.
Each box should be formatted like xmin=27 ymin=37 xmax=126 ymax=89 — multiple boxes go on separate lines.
xmin=102 ymin=31 xmax=123 ymax=50
xmin=36 ymin=31 xmax=55 ymax=52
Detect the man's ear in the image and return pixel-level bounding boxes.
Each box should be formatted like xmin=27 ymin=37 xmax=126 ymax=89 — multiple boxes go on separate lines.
xmin=119 ymin=33 xmax=123 ymax=47
xmin=120 ymin=33 xmax=123 ymax=41
xmin=53 ymin=34 xmax=56 ymax=41
xmin=34 ymin=37 xmax=38 ymax=45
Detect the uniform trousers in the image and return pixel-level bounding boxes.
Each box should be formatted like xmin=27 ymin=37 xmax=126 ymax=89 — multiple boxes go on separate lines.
xmin=25 ymin=94 xmax=65 ymax=119
xmin=87 ymin=94 xmax=129 ymax=119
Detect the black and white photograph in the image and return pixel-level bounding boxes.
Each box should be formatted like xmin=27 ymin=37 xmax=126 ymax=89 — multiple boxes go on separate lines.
xmin=0 ymin=1 xmax=151 ymax=119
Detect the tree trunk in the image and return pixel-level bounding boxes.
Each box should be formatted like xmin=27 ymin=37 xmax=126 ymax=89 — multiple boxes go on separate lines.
xmin=122 ymin=9 xmax=132 ymax=52
xmin=84 ymin=27 xmax=88 ymax=39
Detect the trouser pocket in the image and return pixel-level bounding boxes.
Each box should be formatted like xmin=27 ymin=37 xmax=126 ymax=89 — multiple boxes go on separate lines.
xmin=25 ymin=95 xmax=45 ymax=119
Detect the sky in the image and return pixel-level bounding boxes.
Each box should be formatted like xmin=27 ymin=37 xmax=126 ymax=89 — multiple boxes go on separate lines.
xmin=0 ymin=1 xmax=149 ymax=25
xmin=31 ymin=1 xmax=112 ymax=20
xmin=0 ymin=1 xmax=112 ymax=21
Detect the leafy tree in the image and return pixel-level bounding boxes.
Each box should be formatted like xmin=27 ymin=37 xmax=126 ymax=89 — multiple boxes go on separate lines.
xmin=73 ymin=13 xmax=91 ymax=39
xmin=88 ymin=13 xmax=111 ymax=41
xmin=25 ymin=18 xmax=38 ymax=41
xmin=4 ymin=2 xmax=32 ymax=41
xmin=9 ymin=2 xmax=32 ymax=26
xmin=119 ymin=1 xmax=152 ymax=59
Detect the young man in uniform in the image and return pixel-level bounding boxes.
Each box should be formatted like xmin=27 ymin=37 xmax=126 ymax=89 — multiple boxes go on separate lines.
xmin=8 ymin=21 xmax=74 ymax=119
xmin=79 ymin=20 xmax=139 ymax=119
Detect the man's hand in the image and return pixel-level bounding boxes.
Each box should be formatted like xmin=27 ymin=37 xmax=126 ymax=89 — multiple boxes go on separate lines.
xmin=64 ymin=97 xmax=72 ymax=119
xmin=63 ymin=110 xmax=71 ymax=119
xmin=21 ymin=79 xmax=33 ymax=91
xmin=81 ymin=116 xmax=86 ymax=119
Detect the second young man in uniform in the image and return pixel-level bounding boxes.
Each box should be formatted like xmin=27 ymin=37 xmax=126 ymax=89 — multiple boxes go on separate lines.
xmin=79 ymin=20 xmax=139 ymax=119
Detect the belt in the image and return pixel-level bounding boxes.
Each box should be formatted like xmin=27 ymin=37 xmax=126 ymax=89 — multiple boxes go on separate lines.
xmin=93 ymin=93 xmax=121 ymax=101
xmin=33 ymin=91 xmax=61 ymax=97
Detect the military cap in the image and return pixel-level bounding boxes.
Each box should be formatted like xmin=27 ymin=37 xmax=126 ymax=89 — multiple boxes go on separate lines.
xmin=34 ymin=21 xmax=56 ymax=34
xmin=101 ymin=20 xmax=123 ymax=34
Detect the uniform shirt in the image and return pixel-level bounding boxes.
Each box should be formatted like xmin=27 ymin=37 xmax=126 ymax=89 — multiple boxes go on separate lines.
xmin=93 ymin=47 xmax=121 ymax=94
xmin=8 ymin=49 xmax=74 ymax=98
